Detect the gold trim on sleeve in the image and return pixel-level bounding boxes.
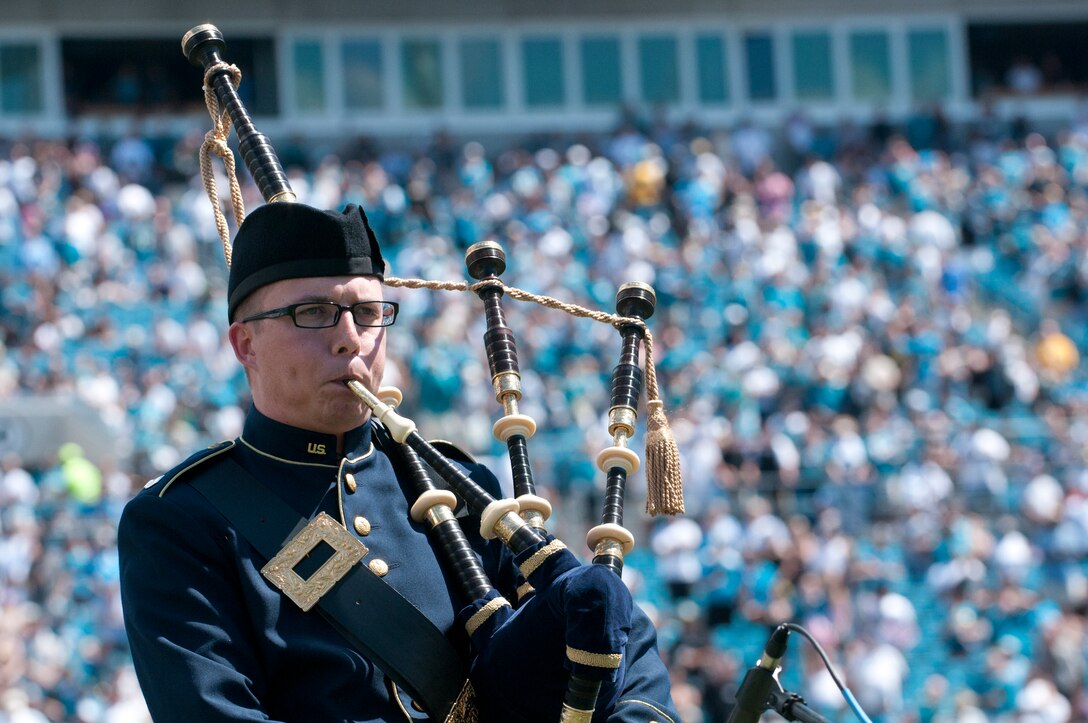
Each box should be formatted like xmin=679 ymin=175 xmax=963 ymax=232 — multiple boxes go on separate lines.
xmin=464 ymin=596 xmax=512 ymax=637
xmin=517 ymin=539 xmax=566 ymax=578
xmin=565 ymin=645 xmax=623 ymax=669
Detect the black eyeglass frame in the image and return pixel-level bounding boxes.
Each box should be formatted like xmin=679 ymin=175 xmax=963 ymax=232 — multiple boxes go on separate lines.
xmin=239 ymin=301 xmax=399 ymax=329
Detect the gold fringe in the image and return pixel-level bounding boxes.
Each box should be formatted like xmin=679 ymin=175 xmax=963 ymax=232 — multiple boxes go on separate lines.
xmin=640 ymin=332 xmax=684 ymax=516
xmin=443 ymin=679 xmax=479 ymax=723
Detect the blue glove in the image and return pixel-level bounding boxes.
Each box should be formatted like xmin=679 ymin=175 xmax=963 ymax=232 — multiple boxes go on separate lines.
xmin=461 ymin=536 xmax=633 ymax=723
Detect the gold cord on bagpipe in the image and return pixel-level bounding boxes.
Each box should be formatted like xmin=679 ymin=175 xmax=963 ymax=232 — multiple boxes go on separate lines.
xmin=379 ymin=274 xmax=684 ymax=516
xmin=198 ymin=60 xmax=246 ymax=267
xmin=183 ymin=23 xmax=684 ymax=722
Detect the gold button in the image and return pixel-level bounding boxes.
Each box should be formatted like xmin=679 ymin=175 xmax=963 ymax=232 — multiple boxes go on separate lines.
xmin=353 ymin=516 xmax=371 ymax=536
xmin=344 ymin=473 xmax=357 ymax=493
xmin=368 ymin=558 xmax=389 ymax=577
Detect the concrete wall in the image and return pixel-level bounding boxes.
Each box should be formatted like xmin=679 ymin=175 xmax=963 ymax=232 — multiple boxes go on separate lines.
xmin=6 ymin=0 xmax=1088 ymax=27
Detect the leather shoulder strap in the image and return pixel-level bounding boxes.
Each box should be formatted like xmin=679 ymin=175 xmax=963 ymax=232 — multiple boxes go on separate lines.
xmin=189 ymin=457 xmax=466 ymax=720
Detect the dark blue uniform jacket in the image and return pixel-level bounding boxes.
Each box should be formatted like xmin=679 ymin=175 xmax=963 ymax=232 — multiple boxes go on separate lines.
xmin=118 ymin=408 xmax=679 ymax=722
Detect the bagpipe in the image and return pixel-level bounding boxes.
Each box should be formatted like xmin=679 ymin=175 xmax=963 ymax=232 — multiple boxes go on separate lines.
xmin=181 ymin=24 xmax=684 ymax=723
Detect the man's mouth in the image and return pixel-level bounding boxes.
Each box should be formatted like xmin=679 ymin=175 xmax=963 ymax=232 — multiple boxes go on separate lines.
xmin=332 ymin=376 xmax=362 ymax=391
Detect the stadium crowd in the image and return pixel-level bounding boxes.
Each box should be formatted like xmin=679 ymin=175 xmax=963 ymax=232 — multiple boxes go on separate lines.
xmin=2 ymin=103 xmax=1088 ymax=722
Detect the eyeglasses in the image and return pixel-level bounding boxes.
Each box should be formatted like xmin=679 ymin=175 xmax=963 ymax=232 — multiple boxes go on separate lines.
xmin=239 ymin=301 xmax=399 ymax=329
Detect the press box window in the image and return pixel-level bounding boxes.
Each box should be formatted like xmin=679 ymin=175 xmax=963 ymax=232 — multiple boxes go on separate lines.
xmin=460 ymin=38 xmax=504 ymax=109
xmin=401 ymin=38 xmax=443 ymax=110
xmin=966 ymin=21 xmax=1088 ymax=97
xmin=61 ymin=36 xmax=278 ymax=116
xmin=849 ymin=31 xmax=892 ymax=102
xmin=580 ymin=36 xmax=622 ymax=106
xmin=792 ymin=31 xmax=834 ymax=101
xmin=522 ymin=37 xmax=564 ymax=108
xmin=1 ymin=44 xmax=43 ymax=114
xmin=696 ymin=34 xmax=729 ymax=104
xmin=342 ymin=39 xmax=384 ymax=110
xmin=744 ymin=33 xmax=776 ymax=101
xmin=909 ymin=29 xmax=951 ymax=102
xmin=639 ymin=35 xmax=679 ymax=104
xmin=292 ymin=40 xmax=326 ymax=113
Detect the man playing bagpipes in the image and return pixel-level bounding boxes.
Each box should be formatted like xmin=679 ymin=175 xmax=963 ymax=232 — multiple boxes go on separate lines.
xmin=119 ymin=25 xmax=686 ymax=721
xmin=117 ymin=200 xmax=681 ymax=722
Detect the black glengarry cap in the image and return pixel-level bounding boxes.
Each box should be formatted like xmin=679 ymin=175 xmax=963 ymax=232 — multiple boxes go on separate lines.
xmin=227 ymin=202 xmax=385 ymax=320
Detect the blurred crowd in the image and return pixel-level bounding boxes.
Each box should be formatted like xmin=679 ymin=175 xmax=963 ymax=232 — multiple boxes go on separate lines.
xmin=3 ymin=102 xmax=1088 ymax=722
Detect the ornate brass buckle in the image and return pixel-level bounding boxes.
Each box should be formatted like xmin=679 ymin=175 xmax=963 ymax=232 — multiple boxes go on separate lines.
xmin=261 ymin=512 xmax=367 ymax=611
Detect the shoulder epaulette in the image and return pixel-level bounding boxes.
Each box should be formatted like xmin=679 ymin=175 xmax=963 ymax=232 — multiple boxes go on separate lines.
xmin=371 ymin=421 xmax=479 ymax=466
xmin=143 ymin=440 xmax=236 ymax=497
xmin=429 ymin=439 xmax=478 ymax=466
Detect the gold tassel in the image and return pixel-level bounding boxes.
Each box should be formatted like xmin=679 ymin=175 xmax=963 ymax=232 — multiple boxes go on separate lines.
xmin=641 ymin=332 xmax=684 ymax=516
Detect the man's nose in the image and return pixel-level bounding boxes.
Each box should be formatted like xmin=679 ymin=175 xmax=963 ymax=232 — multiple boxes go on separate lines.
xmin=332 ymin=311 xmax=364 ymax=354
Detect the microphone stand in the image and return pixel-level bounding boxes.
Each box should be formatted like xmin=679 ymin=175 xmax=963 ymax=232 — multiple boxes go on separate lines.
xmin=767 ymin=687 xmax=832 ymax=723
xmin=726 ymin=624 xmax=833 ymax=723
xmin=727 ymin=621 xmax=872 ymax=723
xmin=726 ymin=626 xmax=789 ymax=723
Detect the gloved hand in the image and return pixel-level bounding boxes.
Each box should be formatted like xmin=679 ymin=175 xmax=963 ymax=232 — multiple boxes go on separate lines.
xmin=460 ymin=536 xmax=633 ymax=723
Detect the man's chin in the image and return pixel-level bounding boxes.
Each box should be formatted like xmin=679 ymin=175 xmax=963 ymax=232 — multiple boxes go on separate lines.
xmin=323 ymin=398 xmax=372 ymax=431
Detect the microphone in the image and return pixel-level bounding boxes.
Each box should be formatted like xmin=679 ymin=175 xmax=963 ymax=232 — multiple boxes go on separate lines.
xmin=726 ymin=624 xmax=791 ymax=723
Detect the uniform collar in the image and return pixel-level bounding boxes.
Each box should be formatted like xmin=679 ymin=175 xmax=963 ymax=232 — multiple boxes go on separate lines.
xmin=240 ymin=406 xmax=374 ymax=466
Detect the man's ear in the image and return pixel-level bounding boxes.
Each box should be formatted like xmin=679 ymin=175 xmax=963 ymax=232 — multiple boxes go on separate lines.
xmin=228 ymin=321 xmax=257 ymax=370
